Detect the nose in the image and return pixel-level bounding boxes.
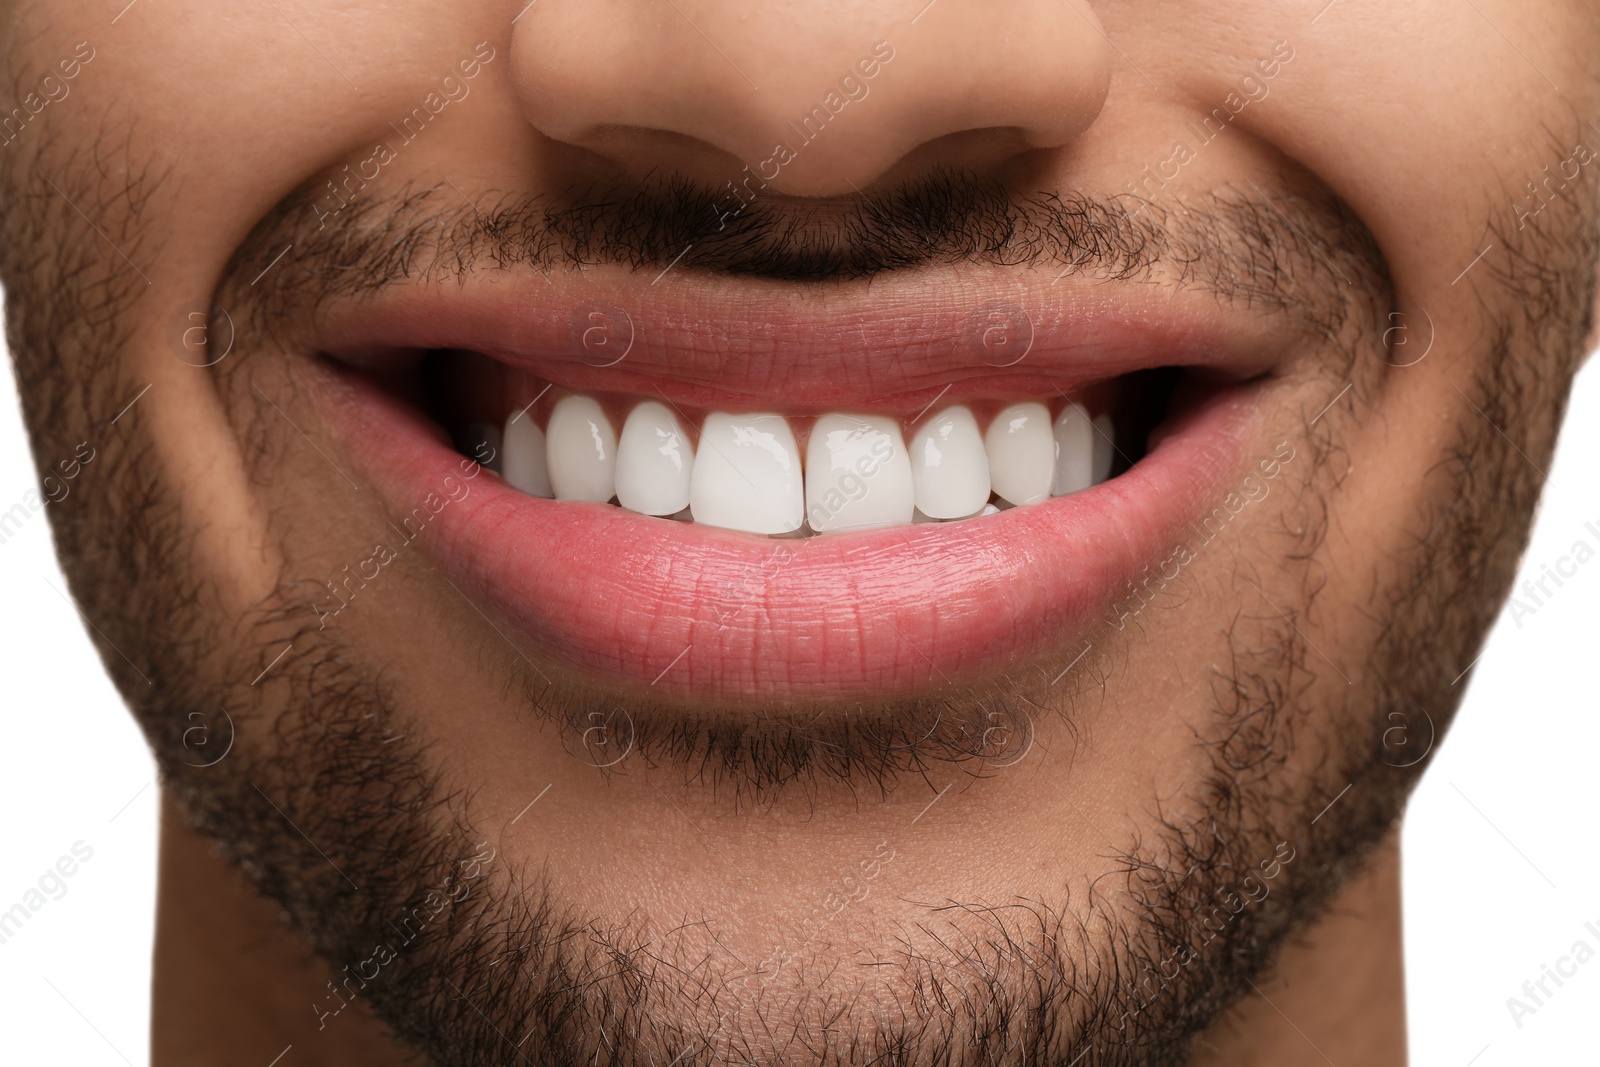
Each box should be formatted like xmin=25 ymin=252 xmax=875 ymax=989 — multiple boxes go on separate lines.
xmin=509 ymin=1 xmax=1114 ymax=197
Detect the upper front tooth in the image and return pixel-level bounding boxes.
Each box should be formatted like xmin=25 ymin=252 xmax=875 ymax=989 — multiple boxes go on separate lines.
xmin=690 ymin=413 xmax=805 ymax=534
xmin=985 ymin=401 xmax=1054 ymax=506
xmin=615 ymin=400 xmax=694 ymax=516
xmin=546 ymin=395 xmax=617 ymax=503
xmin=1051 ymin=402 xmax=1094 ymax=497
xmin=1092 ymin=413 xmax=1115 ymax=484
xmin=805 ymin=414 xmax=914 ymax=533
xmin=909 ymin=406 xmax=990 ymax=519
xmin=501 ymin=412 xmax=552 ymax=498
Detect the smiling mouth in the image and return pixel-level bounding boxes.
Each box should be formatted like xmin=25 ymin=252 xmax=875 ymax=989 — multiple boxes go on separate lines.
xmin=419 ymin=351 xmax=1185 ymax=536
xmin=309 ymin=272 xmax=1280 ymax=702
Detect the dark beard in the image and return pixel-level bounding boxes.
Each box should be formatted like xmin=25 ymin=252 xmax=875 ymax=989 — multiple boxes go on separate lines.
xmin=4 ymin=143 xmax=1594 ymax=1063
xmin=143 ymin=608 xmax=1362 ymax=1067
xmin=120 ymin=379 xmax=1511 ymax=1065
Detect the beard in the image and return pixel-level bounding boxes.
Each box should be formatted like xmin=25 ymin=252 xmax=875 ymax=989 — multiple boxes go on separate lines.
xmin=3 ymin=154 xmax=1594 ymax=1065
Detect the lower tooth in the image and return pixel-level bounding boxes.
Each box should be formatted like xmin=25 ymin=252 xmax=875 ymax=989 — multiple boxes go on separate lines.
xmin=546 ymin=395 xmax=617 ymax=503
xmin=690 ymin=413 xmax=805 ymax=535
xmin=501 ymin=414 xmax=553 ymax=498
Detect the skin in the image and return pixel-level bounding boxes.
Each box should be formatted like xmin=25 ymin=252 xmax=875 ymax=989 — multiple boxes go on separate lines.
xmin=2 ymin=1 xmax=1597 ymax=1064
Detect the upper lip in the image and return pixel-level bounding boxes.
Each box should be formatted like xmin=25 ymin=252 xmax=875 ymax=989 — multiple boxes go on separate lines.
xmin=312 ymin=264 xmax=1295 ymax=410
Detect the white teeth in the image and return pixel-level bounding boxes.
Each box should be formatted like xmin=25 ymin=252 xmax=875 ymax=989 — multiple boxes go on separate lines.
xmin=985 ymin=401 xmax=1054 ymax=506
xmin=615 ymin=400 xmax=694 ymax=516
xmin=1092 ymin=413 xmax=1115 ymax=485
xmin=910 ymin=406 xmax=990 ymax=520
xmin=545 ymin=395 xmax=617 ymax=502
xmin=511 ymin=395 xmax=1118 ymax=530
xmin=805 ymin=414 xmax=914 ymax=533
xmin=501 ymin=413 xmax=553 ymax=498
xmin=690 ymin=413 xmax=805 ymax=535
xmin=1051 ymin=402 xmax=1094 ymax=497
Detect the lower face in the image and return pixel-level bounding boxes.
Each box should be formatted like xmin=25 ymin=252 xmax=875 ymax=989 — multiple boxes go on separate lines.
xmin=2 ymin=1 xmax=1597 ymax=1064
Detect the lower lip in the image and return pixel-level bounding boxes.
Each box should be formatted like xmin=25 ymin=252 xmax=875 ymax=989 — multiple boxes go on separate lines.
xmin=323 ymin=369 xmax=1258 ymax=702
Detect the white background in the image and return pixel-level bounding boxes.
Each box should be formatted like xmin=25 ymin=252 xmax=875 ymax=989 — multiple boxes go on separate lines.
xmin=0 ymin=317 xmax=1595 ymax=1064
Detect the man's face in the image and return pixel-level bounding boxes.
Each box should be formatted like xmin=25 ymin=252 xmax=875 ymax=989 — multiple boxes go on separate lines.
xmin=2 ymin=1 xmax=1596 ymax=1063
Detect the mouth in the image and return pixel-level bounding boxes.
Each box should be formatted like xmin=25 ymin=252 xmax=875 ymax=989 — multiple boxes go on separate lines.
xmin=311 ymin=269 xmax=1284 ymax=702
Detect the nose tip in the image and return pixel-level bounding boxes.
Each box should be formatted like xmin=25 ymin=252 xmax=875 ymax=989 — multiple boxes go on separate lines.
xmin=510 ymin=2 xmax=1114 ymax=197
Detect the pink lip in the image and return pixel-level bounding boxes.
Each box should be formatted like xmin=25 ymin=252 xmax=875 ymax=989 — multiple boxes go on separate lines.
xmin=314 ymin=267 xmax=1286 ymax=413
xmin=312 ymin=270 xmax=1269 ymax=700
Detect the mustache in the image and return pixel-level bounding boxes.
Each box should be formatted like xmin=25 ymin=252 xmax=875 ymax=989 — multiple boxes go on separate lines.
xmin=225 ymin=167 xmax=1389 ymax=334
